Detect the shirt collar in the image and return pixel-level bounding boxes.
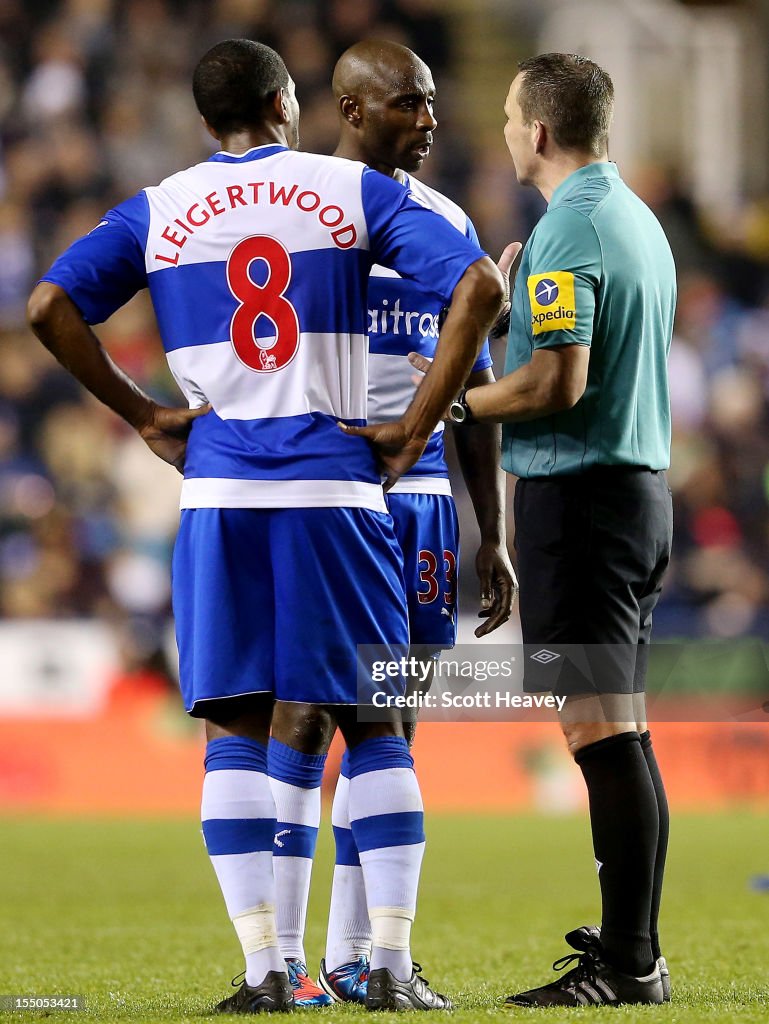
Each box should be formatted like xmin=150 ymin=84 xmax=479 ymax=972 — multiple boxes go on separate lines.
xmin=549 ymin=161 xmax=619 ymax=208
xmin=208 ymin=144 xmax=288 ymax=164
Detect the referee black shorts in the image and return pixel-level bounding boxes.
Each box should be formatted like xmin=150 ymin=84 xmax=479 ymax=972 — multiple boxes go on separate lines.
xmin=513 ymin=467 xmax=673 ymax=697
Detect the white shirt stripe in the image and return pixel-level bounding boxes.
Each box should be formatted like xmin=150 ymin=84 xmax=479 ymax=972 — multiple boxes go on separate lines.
xmin=180 ymin=477 xmax=387 ymax=512
xmin=388 ymin=476 xmax=452 ymax=496
xmin=167 ymin=333 xmax=368 ymax=422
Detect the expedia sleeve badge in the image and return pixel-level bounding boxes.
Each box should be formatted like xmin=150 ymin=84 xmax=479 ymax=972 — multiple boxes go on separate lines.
xmin=527 ymin=271 xmax=577 ymax=335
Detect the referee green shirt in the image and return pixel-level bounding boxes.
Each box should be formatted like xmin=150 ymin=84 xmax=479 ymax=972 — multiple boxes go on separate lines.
xmin=501 ymin=162 xmax=676 ymax=478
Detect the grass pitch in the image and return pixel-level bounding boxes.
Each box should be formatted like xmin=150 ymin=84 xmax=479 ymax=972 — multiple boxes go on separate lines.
xmin=1 ymin=812 xmax=767 ymax=1021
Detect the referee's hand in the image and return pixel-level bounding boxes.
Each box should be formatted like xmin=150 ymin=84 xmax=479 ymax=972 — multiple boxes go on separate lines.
xmin=429 ymin=242 xmax=522 ymax=344
xmin=489 ymin=241 xmax=521 ymax=340
xmin=406 ymin=353 xmax=455 ymax=421
xmin=475 ymin=540 xmax=518 ymax=637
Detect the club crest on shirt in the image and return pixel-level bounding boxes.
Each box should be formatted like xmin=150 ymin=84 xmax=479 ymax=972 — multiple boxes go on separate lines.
xmin=527 ymin=271 xmax=576 ymax=334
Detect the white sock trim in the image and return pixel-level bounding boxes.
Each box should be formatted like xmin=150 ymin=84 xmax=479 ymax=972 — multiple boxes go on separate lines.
xmin=370 ymin=906 xmax=414 ymax=951
xmin=232 ymin=903 xmax=279 ymax=955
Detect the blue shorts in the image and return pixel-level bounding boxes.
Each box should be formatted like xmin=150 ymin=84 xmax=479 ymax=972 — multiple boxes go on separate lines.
xmin=387 ymin=492 xmax=459 ymax=651
xmin=172 ymin=507 xmax=409 ymax=713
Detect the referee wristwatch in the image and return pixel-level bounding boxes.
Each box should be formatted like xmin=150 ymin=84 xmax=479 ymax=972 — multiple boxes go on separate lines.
xmin=448 ymin=388 xmax=476 ymax=425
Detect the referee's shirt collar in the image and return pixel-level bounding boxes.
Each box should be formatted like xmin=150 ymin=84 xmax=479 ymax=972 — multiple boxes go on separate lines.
xmin=549 ymin=161 xmax=619 ymax=208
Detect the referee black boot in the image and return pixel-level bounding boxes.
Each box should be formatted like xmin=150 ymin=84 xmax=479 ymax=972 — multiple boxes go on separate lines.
xmin=504 ymin=930 xmax=664 ymax=1008
xmin=215 ymin=970 xmax=294 ymax=1013
xmin=565 ymin=924 xmax=671 ymax=1002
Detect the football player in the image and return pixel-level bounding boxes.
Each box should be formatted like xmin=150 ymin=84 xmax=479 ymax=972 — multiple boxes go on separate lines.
xmin=28 ymin=39 xmax=504 ymax=1013
xmin=266 ymin=39 xmax=518 ymax=1007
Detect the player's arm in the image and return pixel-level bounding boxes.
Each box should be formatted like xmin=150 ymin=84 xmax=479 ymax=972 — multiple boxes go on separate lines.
xmin=341 ymin=258 xmax=502 ymax=484
xmin=450 ymin=225 xmax=517 ymax=635
xmin=28 ymin=201 xmax=209 ymax=472
xmin=402 ymin=219 xmax=508 ymax=462
xmin=27 ymin=284 xmax=208 ymax=472
xmin=341 ymin=170 xmax=504 ymax=487
xmin=452 ymin=364 xmax=518 ymax=636
xmin=396 ymin=256 xmax=503 ymax=446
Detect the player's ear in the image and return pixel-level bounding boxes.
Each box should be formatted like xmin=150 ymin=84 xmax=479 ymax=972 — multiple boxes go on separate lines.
xmin=201 ymin=116 xmax=220 ymax=143
xmin=275 ymin=87 xmax=290 ymax=124
xmin=340 ymin=95 xmax=362 ymax=126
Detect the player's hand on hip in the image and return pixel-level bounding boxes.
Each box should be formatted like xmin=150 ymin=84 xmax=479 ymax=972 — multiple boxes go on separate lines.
xmin=474 ymin=540 xmax=518 ymax=637
xmin=337 ymin=419 xmax=428 ymax=491
xmin=138 ymin=402 xmax=212 ymax=474
xmin=489 ymin=241 xmax=522 ymax=340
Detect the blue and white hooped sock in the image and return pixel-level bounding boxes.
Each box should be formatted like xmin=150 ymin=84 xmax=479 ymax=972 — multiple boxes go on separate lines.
xmin=201 ymin=735 xmax=284 ymax=986
xmin=325 ymin=749 xmax=372 ymax=971
xmin=268 ymin=737 xmax=327 ymax=962
xmin=348 ymin=736 xmax=425 ymax=982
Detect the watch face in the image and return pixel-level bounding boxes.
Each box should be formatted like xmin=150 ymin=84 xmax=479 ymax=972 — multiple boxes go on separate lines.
xmin=449 ymin=400 xmax=466 ymax=423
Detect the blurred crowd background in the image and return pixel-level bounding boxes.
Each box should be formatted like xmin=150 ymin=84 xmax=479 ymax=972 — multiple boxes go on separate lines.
xmin=2 ymin=0 xmax=769 ymax=691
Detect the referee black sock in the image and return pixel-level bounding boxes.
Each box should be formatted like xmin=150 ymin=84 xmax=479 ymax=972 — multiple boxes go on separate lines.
xmin=574 ymin=731 xmax=657 ymax=978
xmin=640 ymin=729 xmax=668 ymax=960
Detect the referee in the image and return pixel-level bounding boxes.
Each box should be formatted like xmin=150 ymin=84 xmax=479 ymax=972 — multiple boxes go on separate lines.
xmin=445 ymin=54 xmax=675 ymax=1006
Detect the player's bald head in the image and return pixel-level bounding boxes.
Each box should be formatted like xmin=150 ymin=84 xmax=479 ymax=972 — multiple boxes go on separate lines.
xmin=332 ymin=39 xmax=436 ymax=176
xmin=332 ymin=39 xmax=432 ymax=103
